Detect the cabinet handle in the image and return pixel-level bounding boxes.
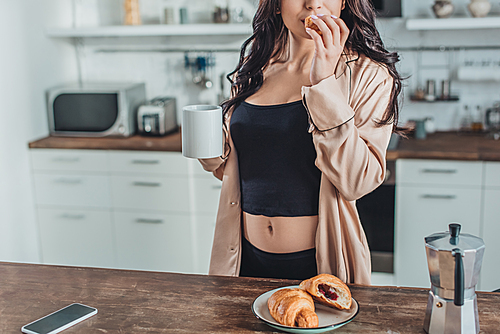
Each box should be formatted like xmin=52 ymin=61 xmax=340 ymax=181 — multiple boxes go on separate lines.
xmin=54 ymin=178 xmax=82 ymax=184
xmin=133 ymin=182 xmax=161 ymax=187
xmin=211 ymin=185 xmax=222 ymax=189
xmin=132 ymin=160 xmax=160 ymax=165
xmin=421 ymin=169 xmax=457 ymax=174
xmin=421 ymin=194 xmax=457 ymax=200
xmin=52 ymin=157 xmax=80 ymax=163
xmin=60 ymin=213 xmax=85 ymax=220
xmin=136 ymin=218 xmax=164 ymax=224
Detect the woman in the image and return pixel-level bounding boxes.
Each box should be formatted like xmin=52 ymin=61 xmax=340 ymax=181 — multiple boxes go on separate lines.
xmin=199 ymin=0 xmax=403 ymax=284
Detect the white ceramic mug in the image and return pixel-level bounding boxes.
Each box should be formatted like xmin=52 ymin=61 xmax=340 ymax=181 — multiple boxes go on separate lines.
xmin=182 ymin=105 xmax=223 ymax=159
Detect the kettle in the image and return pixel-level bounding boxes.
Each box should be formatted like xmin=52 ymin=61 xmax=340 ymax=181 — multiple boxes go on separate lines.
xmin=423 ymin=223 xmax=485 ymax=334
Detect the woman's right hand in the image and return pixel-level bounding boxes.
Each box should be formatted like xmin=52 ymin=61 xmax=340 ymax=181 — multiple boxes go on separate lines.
xmin=305 ymin=14 xmax=350 ymax=86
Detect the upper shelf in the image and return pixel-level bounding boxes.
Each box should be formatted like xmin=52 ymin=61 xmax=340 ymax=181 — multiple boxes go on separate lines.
xmin=46 ymin=23 xmax=253 ymax=38
xmin=406 ymin=17 xmax=500 ymax=30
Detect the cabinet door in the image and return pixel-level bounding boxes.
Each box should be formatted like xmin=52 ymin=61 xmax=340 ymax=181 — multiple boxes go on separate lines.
xmin=38 ymin=208 xmax=115 ymax=267
xmin=480 ymin=162 xmax=500 ymax=291
xmin=191 ymin=177 xmax=222 ymax=215
xmin=480 ymin=189 xmax=500 ymax=291
xmin=192 ymin=214 xmax=216 ymax=274
xmin=395 ymin=186 xmax=481 ymax=288
xmin=114 ymin=211 xmax=193 ymax=273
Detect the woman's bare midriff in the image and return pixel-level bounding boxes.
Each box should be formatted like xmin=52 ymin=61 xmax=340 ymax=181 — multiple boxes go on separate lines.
xmin=242 ymin=212 xmax=318 ymax=253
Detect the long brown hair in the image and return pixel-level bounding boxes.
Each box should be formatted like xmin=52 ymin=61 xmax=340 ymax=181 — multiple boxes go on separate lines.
xmin=222 ymin=0 xmax=405 ymax=134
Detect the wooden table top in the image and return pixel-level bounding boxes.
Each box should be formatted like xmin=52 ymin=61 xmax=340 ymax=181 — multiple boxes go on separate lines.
xmin=1 ymin=262 xmax=499 ymax=333
xmin=28 ymin=130 xmax=500 ymax=162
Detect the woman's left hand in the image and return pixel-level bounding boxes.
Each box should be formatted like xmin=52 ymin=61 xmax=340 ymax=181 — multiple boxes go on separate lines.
xmin=305 ymin=14 xmax=350 ymax=86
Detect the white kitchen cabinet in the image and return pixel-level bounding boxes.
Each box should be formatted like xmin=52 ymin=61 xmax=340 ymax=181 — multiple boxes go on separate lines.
xmin=114 ymin=211 xmax=193 ymax=273
xmin=188 ymin=159 xmax=221 ymax=274
xmin=479 ymin=162 xmax=500 ymax=291
xmin=33 ymin=173 xmax=111 ymax=208
xmin=111 ymin=174 xmax=190 ymax=212
xmin=30 ymin=148 xmax=220 ymax=275
xmin=37 ymin=207 xmax=115 ymax=268
xmin=395 ymin=159 xmax=483 ymax=288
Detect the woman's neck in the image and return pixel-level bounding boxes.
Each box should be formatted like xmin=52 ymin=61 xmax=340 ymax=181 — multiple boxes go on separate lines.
xmin=274 ymin=32 xmax=315 ymax=74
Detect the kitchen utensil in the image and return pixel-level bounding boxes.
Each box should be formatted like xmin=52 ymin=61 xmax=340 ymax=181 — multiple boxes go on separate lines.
xmin=182 ymin=105 xmax=223 ymax=159
xmin=468 ymin=0 xmax=491 ymax=17
xmin=423 ymin=223 xmax=485 ymax=334
xmin=485 ymin=103 xmax=500 ymax=130
xmin=252 ymin=285 xmax=359 ymax=333
xmin=432 ymin=0 xmax=454 ymax=18
xmin=425 ymin=80 xmax=436 ymax=101
xmin=137 ymin=97 xmax=177 ymax=136
xmin=441 ymin=80 xmax=450 ymax=100
xmin=415 ymin=119 xmax=428 ymax=140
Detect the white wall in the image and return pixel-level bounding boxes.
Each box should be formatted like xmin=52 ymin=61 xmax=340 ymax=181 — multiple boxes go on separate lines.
xmin=1 ymin=0 xmax=499 ymax=263
xmin=0 ymin=0 xmax=77 ymax=262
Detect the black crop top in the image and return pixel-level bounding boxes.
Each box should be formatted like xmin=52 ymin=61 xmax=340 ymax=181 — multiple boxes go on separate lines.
xmin=230 ymin=100 xmax=321 ymax=217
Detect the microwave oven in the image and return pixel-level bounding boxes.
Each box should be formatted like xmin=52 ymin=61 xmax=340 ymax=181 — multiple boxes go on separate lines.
xmin=46 ymin=82 xmax=146 ymax=137
xmin=371 ymin=0 xmax=401 ymax=17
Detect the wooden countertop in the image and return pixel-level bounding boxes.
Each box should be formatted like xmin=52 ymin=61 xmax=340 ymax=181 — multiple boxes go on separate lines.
xmin=28 ymin=130 xmax=500 ymax=161
xmin=1 ymin=262 xmax=499 ymax=333
xmin=28 ymin=129 xmax=182 ymax=152
xmin=387 ymin=131 xmax=500 ymax=161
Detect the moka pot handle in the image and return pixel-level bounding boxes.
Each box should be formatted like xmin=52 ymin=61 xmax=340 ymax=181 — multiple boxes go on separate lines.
xmin=452 ymin=248 xmax=465 ymax=306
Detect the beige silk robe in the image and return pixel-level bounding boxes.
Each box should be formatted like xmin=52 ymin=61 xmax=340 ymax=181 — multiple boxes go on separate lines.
xmin=199 ymin=51 xmax=394 ymax=284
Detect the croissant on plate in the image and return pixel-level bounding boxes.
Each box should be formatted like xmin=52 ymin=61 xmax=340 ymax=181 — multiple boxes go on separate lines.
xmin=267 ymin=288 xmax=319 ymax=328
xmin=299 ymin=274 xmax=352 ymax=310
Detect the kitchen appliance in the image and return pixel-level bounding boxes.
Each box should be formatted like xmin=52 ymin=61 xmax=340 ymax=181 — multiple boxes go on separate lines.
xmin=46 ymin=82 xmax=146 ymax=137
xmin=423 ymin=223 xmax=485 ymax=334
xmin=485 ymin=102 xmax=500 ymax=135
xmin=137 ymin=97 xmax=178 ymax=136
xmin=370 ymin=0 xmax=402 ymax=17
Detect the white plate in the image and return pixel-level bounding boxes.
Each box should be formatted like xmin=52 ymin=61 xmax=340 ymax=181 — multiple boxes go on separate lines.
xmin=251 ymin=285 xmax=359 ymax=334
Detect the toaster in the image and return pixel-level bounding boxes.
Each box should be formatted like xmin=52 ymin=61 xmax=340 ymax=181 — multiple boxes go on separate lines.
xmin=137 ymin=97 xmax=178 ymax=136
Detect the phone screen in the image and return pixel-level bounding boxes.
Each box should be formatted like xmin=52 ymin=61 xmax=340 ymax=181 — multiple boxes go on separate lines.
xmin=22 ymin=303 xmax=97 ymax=334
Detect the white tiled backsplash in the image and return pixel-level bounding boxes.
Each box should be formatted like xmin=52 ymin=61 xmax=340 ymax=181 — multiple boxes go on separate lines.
xmin=75 ymin=0 xmax=500 ymax=131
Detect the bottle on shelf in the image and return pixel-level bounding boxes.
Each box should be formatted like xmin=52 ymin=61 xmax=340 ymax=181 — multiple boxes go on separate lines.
xmin=460 ymin=105 xmax=473 ymax=132
xmin=471 ymin=105 xmax=484 ymax=132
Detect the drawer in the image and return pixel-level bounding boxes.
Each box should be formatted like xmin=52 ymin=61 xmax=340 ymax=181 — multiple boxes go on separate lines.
xmin=111 ymin=175 xmax=189 ymax=212
xmin=30 ymin=149 xmax=108 ymax=172
xmin=191 ymin=177 xmax=222 ymax=214
xmin=37 ymin=207 xmax=115 ymax=267
xmin=114 ymin=211 xmax=193 ymax=273
xmin=33 ymin=173 xmax=111 ymax=208
xmin=484 ymin=162 xmax=500 ymax=188
xmin=109 ymin=151 xmax=188 ymax=175
xmin=396 ymin=159 xmax=482 ymax=187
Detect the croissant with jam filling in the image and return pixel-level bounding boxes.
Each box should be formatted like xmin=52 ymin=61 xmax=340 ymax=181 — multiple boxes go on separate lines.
xmin=267 ymin=288 xmax=319 ymax=328
xmin=299 ymin=274 xmax=352 ymax=310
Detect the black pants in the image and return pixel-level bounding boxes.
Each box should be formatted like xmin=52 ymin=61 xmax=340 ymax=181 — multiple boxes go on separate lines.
xmin=239 ymin=237 xmax=317 ymax=280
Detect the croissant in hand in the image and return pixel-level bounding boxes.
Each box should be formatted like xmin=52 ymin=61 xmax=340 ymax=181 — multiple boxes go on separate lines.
xmin=300 ymin=274 xmax=352 ymax=310
xmin=267 ymin=288 xmax=319 ymax=328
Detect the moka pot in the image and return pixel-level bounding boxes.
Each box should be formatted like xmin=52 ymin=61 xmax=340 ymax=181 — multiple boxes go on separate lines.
xmin=423 ymin=223 xmax=485 ymax=334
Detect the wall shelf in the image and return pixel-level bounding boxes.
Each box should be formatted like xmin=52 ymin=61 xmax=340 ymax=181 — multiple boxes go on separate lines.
xmin=406 ymin=17 xmax=500 ymax=30
xmin=46 ymin=24 xmax=253 ymax=38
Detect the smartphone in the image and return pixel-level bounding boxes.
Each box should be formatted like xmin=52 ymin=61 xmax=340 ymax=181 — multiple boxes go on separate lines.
xmin=21 ymin=303 xmax=97 ymax=334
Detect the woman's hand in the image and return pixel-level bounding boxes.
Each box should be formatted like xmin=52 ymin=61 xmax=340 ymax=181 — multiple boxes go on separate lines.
xmin=305 ymin=14 xmax=350 ymax=86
